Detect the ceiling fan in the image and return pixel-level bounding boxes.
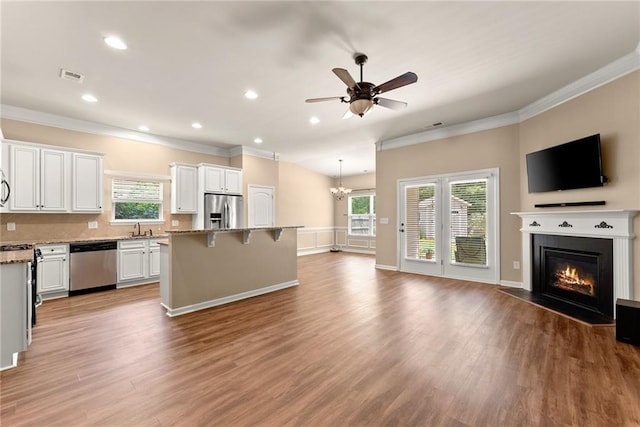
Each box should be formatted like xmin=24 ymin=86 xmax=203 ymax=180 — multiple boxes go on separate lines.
xmin=305 ymin=53 xmax=418 ymax=118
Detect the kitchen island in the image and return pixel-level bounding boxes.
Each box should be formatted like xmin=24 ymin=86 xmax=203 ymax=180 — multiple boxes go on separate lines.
xmin=159 ymin=226 xmax=301 ymax=316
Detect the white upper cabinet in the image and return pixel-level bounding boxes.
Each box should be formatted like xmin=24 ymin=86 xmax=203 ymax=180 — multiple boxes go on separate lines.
xmin=200 ymin=165 xmax=242 ymax=194
xmin=224 ymin=169 xmax=242 ymax=194
xmin=10 ymin=145 xmax=39 ymax=211
xmin=10 ymin=145 xmax=68 ymax=211
xmin=41 ymin=149 xmax=67 ymax=211
xmin=171 ymin=164 xmax=197 ymax=213
xmin=72 ymin=153 xmax=103 ymax=212
xmin=203 ymin=166 xmax=224 ymax=192
xmin=5 ymin=140 xmax=102 ymax=213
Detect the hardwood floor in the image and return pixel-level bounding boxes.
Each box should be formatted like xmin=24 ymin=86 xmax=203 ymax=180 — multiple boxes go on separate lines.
xmin=2 ymin=252 xmax=639 ymax=426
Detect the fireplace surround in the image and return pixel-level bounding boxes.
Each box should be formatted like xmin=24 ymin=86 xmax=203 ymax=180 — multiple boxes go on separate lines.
xmin=512 ymin=210 xmax=637 ymax=318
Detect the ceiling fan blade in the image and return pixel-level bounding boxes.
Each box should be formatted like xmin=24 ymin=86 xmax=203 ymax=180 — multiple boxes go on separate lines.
xmin=375 ymin=72 xmax=418 ymax=94
xmin=332 ymin=68 xmax=359 ymax=89
xmin=374 ymin=97 xmax=407 ymax=110
xmin=342 ymin=108 xmax=353 ymax=119
xmin=305 ymin=96 xmax=344 ymax=103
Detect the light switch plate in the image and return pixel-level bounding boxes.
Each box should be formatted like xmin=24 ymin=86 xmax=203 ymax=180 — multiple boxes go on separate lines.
xmin=7 ymin=222 xmax=15 ymax=231
xmin=513 ymin=261 xmax=520 ymax=270
xmin=88 ymin=221 xmax=98 ymax=229
xmin=171 ymin=220 xmax=179 ymax=226
xmin=379 ymin=218 xmax=389 ymax=224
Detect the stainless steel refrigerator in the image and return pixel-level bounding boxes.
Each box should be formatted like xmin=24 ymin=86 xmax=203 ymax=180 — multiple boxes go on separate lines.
xmin=204 ymin=193 xmax=243 ymax=229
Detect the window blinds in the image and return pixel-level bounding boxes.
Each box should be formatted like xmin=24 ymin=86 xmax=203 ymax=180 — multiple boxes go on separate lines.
xmin=449 ymin=179 xmax=487 ymax=265
xmin=112 ymin=179 xmax=162 ymax=202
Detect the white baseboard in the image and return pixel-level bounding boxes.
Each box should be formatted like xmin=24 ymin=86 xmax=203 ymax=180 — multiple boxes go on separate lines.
xmin=117 ymin=278 xmax=159 ymax=288
xmin=375 ymin=264 xmax=398 ymax=271
xmin=0 ymin=353 xmax=18 ymax=371
xmin=341 ymin=248 xmax=375 ymax=255
xmin=297 ymin=248 xmax=331 ymax=256
xmin=499 ymin=280 xmax=522 ymax=288
xmin=164 ymin=280 xmax=299 ymax=317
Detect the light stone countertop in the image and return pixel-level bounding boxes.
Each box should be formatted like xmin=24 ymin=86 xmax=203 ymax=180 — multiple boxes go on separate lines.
xmin=0 ymin=234 xmax=170 ymax=247
xmin=166 ymin=226 xmax=303 ymax=235
xmin=0 ymin=250 xmax=33 ymax=265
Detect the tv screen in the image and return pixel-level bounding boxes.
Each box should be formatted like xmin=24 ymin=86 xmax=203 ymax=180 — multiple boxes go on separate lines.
xmin=526 ymin=134 xmax=605 ymax=193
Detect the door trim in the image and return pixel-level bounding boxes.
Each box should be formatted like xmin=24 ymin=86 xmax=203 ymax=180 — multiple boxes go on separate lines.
xmin=396 ymin=168 xmax=500 ymax=284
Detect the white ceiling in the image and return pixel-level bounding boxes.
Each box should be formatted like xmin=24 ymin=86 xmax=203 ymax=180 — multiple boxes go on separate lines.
xmin=1 ymin=2 xmax=639 ymax=177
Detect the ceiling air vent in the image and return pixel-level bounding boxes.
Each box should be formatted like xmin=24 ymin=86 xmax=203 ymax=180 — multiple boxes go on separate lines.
xmin=423 ymin=121 xmax=445 ymax=130
xmin=59 ymin=68 xmax=85 ymax=83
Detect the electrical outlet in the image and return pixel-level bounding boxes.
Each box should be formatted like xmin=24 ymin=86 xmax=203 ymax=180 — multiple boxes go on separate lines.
xmin=88 ymin=221 xmax=98 ymax=229
xmin=513 ymin=261 xmax=520 ymax=270
xmin=379 ymin=218 xmax=389 ymax=224
xmin=171 ymin=220 xmax=179 ymax=226
xmin=7 ymin=222 xmax=16 ymax=231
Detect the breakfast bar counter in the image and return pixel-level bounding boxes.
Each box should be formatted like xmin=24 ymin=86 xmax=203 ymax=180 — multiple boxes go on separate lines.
xmin=159 ymin=226 xmax=302 ymax=316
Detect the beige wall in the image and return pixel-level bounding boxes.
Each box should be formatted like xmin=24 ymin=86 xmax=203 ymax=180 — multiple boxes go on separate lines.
xmin=519 ymin=71 xmax=640 ymax=297
xmin=376 ymin=125 xmax=522 ymax=281
xmin=277 ymin=161 xmax=334 ymax=228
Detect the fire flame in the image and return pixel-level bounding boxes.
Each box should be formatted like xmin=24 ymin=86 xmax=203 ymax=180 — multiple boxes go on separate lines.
xmin=554 ymin=263 xmax=594 ymax=296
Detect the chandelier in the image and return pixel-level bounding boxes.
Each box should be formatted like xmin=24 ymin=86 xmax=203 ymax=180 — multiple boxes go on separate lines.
xmin=330 ymin=159 xmax=352 ymax=201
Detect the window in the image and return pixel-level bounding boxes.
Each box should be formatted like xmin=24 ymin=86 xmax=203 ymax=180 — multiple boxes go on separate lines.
xmin=348 ymin=193 xmax=376 ymax=236
xmin=112 ymin=178 xmax=163 ymax=222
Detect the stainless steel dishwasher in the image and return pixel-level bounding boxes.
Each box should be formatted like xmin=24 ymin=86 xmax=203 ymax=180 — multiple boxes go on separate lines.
xmin=69 ymin=241 xmax=117 ymax=295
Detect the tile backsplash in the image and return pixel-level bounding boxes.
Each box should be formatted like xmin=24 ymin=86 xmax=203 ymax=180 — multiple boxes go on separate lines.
xmin=0 ymin=211 xmax=194 ymax=243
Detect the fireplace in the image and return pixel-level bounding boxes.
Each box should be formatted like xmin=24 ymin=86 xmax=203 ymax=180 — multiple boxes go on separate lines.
xmin=532 ymin=234 xmax=613 ymax=319
xmin=512 ymin=210 xmax=637 ymax=320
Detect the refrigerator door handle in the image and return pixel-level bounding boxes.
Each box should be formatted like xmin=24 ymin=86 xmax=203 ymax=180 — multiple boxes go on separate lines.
xmin=223 ymin=201 xmax=229 ymax=228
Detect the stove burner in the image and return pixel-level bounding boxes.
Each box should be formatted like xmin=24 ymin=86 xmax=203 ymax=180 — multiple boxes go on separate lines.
xmin=0 ymin=243 xmax=34 ymax=251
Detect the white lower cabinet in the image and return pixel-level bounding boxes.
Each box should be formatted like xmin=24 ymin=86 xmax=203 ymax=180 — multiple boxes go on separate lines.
xmin=149 ymin=240 xmax=161 ymax=277
xmin=117 ymin=239 xmax=161 ymax=286
xmin=37 ymin=244 xmax=69 ymax=297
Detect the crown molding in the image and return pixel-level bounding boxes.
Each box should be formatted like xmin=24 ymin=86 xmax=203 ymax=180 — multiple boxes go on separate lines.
xmin=519 ymin=48 xmax=640 ymax=122
xmin=230 ymin=145 xmax=280 ymax=161
xmin=377 ymin=112 xmax=520 ymax=151
xmin=380 ymin=47 xmax=640 ymax=152
xmin=0 ymin=104 xmax=231 ymax=158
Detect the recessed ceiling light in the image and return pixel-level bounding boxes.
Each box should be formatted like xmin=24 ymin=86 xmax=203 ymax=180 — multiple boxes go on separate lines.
xmin=192 ymin=122 xmax=202 ymax=129
xmin=244 ymin=90 xmax=258 ymax=100
xmin=138 ymin=125 xmax=150 ymax=132
xmin=81 ymin=94 xmax=98 ymax=103
xmin=309 ymin=116 xmax=320 ymax=125
xmin=254 ymin=138 xmax=263 ymax=144
xmin=104 ymin=36 xmax=127 ymax=50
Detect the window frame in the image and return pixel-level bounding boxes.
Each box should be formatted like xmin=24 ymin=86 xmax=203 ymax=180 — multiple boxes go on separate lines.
xmin=111 ymin=178 xmax=164 ymax=225
xmin=347 ymin=192 xmax=376 ymax=237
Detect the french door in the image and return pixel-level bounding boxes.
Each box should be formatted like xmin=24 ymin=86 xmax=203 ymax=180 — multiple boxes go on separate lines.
xmin=398 ymin=169 xmax=499 ymax=284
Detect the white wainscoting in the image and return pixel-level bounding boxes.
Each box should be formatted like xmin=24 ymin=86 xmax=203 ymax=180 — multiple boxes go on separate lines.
xmin=336 ymin=226 xmax=376 ymax=255
xmin=297 ymin=227 xmax=336 ymax=256
xmin=297 ymin=227 xmax=376 ymax=256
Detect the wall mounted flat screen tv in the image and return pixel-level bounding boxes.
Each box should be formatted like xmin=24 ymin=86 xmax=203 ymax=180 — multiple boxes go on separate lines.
xmin=526 ymin=134 xmax=606 ymax=193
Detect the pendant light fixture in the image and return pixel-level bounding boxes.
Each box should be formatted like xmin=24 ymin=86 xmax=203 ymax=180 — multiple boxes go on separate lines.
xmin=330 ymin=159 xmax=352 ymax=201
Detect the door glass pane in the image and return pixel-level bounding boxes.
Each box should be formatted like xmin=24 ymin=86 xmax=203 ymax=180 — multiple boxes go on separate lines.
xmin=405 ymin=184 xmax=436 ymax=260
xmin=449 ymin=179 xmax=487 ymax=265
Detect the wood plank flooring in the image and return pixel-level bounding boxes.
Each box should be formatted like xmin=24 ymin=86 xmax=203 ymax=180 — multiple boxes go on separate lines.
xmin=2 ymin=252 xmax=639 ymax=426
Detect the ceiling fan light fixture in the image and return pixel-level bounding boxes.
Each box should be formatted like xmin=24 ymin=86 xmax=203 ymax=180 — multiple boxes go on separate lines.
xmin=349 ymin=98 xmax=374 ymax=117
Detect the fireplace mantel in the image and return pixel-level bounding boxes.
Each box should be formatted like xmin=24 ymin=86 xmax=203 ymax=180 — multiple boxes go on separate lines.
xmin=512 ymin=210 xmax=638 ymax=310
